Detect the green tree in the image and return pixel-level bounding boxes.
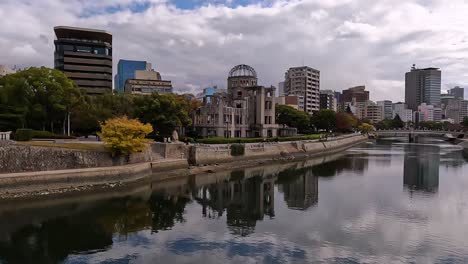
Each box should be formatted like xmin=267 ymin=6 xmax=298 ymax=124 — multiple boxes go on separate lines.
xmin=462 ymin=117 xmax=468 ymax=127
xmin=275 ymin=105 xmax=311 ymax=133
xmin=392 ymin=114 xmax=405 ymax=128
xmin=133 ymin=93 xmax=192 ymax=137
xmin=0 ymin=67 xmax=83 ymax=133
xmin=311 ymin=109 xmax=336 ymax=131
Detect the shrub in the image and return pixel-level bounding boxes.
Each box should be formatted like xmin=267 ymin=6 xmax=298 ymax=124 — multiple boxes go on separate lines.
xmin=31 ymin=130 xmax=76 ymax=139
xmin=15 ymin=129 xmax=33 ymax=141
xmin=195 ymin=134 xmax=322 ymax=144
xmin=230 ymin=144 xmax=245 ymax=156
xmin=98 ymin=116 xmax=153 ymax=156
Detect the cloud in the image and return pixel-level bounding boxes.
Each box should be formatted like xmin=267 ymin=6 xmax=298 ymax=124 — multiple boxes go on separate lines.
xmin=0 ymin=0 xmax=468 ymax=100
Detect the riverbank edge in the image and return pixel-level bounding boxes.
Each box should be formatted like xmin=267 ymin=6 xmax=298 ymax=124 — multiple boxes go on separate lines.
xmin=0 ymin=135 xmax=368 ymax=199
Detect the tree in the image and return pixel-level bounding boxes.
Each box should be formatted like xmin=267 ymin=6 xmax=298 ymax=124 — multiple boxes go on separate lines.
xmin=275 ymin=105 xmax=311 ymax=133
xmin=0 ymin=67 xmax=83 ymax=132
xmin=462 ymin=117 xmax=468 ymax=127
xmin=375 ymin=119 xmax=392 ymax=130
xmin=346 ymin=105 xmax=352 ymax=114
xmin=311 ymin=109 xmax=336 ymax=131
xmin=358 ymin=123 xmax=375 ymax=134
xmin=133 ymin=93 xmax=192 ymax=137
xmin=98 ymin=116 xmax=153 ymax=156
xmin=336 ymin=112 xmax=356 ymax=132
xmin=392 ymin=114 xmax=404 ymax=128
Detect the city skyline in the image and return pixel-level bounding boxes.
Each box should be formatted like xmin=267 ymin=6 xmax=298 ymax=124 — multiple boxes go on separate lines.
xmin=1 ymin=0 xmax=468 ymax=101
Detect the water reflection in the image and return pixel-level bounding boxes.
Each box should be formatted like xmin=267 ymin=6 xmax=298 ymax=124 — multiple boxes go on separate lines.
xmin=194 ymin=173 xmax=275 ymax=237
xmin=0 ymin=141 xmax=467 ymax=263
xmin=403 ymin=144 xmax=440 ymax=193
xmin=277 ymin=168 xmax=318 ymax=210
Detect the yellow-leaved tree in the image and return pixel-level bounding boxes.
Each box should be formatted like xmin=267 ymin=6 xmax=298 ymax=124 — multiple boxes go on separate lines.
xmin=98 ymin=116 xmax=153 ymax=156
xmin=358 ymin=123 xmax=375 ymax=134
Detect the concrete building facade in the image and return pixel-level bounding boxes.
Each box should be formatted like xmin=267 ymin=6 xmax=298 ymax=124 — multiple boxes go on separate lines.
xmin=444 ymin=99 xmax=468 ymax=124
xmin=418 ymin=103 xmax=442 ymax=122
xmin=449 ymin=86 xmax=464 ymax=99
xmin=393 ymin=103 xmax=413 ymax=123
xmin=405 ymin=65 xmax=441 ymax=111
xmin=124 ymin=67 xmax=173 ymax=95
xmin=364 ymin=104 xmax=384 ymax=124
xmin=54 ymin=26 xmax=112 ymax=94
xmin=377 ymin=100 xmax=393 ymax=120
xmin=341 ymin=86 xmax=369 ymax=104
xmin=284 ymin=66 xmax=320 ymax=114
xmin=319 ymin=90 xmax=337 ymax=111
xmin=194 ymin=64 xmax=278 ymax=138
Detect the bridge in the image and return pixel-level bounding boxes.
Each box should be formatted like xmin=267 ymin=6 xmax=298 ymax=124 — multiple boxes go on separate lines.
xmin=374 ymin=130 xmax=466 ymax=142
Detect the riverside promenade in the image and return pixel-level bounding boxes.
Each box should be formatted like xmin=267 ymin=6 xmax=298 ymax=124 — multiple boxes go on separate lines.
xmin=0 ymin=134 xmax=367 ymax=199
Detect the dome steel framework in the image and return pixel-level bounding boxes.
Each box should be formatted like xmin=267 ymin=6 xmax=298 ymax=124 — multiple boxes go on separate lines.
xmin=228 ymin=64 xmax=257 ymax=78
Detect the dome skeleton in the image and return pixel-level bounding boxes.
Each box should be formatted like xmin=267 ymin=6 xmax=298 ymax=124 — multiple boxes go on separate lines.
xmin=228 ymin=64 xmax=257 ymax=78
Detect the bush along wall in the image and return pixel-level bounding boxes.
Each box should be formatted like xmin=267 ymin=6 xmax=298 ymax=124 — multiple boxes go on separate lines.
xmin=15 ymin=129 xmax=33 ymax=141
xmin=230 ymin=144 xmax=245 ymax=156
xmin=196 ymin=134 xmax=322 ymax=144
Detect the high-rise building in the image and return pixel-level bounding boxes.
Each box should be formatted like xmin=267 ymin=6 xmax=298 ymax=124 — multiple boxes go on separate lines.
xmin=284 ymin=66 xmax=320 ymax=114
xmin=449 ymin=86 xmax=464 ymax=99
xmin=377 ymin=100 xmax=393 ymax=119
xmin=54 ymin=26 xmax=112 ymax=94
xmin=445 ymin=99 xmax=468 ymax=124
xmin=115 ymin=60 xmax=149 ymax=93
xmin=364 ymin=103 xmax=384 ymax=124
xmin=341 ymin=86 xmax=369 ymax=103
xmin=278 ymin=82 xmax=285 ymax=97
xmin=405 ymin=65 xmax=441 ymax=111
xmin=319 ymin=90 xmax=337 ymax=111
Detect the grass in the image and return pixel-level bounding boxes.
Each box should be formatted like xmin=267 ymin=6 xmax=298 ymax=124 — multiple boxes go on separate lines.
xmin=18 ymin=141 xmax=109 ymax=152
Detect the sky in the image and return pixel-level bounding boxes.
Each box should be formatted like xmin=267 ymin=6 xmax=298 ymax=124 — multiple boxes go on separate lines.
xmin=1 ymin=0 xmax=468 ymax=101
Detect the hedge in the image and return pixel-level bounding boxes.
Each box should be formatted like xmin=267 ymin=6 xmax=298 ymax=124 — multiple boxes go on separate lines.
xmin=196 ymin=134 xmax=322 ymax=144
xmin=15 ymin=129 xmax=33 ymax=141
xmin=31 ymin=130 xmax=76 ymax=139
xmin=230 ymin=144 xmax=245 ymax=156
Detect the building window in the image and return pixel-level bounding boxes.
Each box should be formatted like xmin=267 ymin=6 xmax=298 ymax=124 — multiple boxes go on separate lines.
xmin=76 ymin=46 xmax=92 ymax=53
xmin=93 ymin=47 xmax=106 ymax=55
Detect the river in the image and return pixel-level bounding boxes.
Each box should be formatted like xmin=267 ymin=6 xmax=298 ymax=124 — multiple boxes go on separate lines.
xmin=0 ymin=139 xmax=467 ymax=264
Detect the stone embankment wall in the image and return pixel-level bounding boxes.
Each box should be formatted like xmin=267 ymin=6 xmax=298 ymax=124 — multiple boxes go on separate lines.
xmin=0 ymin=142 xmax=187 ymax=174
xmin=0 ymin=135 xmax=366 ymax=174
xmin=189 ymin=134 xmax=367 ymax=165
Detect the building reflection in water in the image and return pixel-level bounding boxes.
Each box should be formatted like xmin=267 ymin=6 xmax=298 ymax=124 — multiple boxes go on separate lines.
xmin=311 ymin=156 xmax=369 ymax=177
xmin=277 ymin=168 xmax=318 ymax=210
xmin=403 ymin=144 xmax=440 ymax=193
xmin=194 ymin=171 xmax=275 ymax=237
xmin=0 ymin=161 xmax=323 ymax=262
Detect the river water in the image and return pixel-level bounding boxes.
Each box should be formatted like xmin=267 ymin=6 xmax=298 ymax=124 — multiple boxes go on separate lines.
xmin=0 ymin=139 xmax=468 ymax=264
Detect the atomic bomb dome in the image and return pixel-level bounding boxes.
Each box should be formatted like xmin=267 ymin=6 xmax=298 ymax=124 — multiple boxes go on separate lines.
xmin=227 ymin=64 xmax=258 ymax=89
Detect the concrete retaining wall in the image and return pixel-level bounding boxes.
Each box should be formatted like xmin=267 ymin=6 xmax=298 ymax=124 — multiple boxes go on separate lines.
xmin=190 ymin=135 xmax=367 ymax=165
xmin=0 ymin=142 xmax=188 ymax=174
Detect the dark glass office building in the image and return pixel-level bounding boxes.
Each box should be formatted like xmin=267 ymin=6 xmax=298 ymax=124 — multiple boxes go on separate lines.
xmin=405 ymin=65 xmax=441 ymax=111
xmin=115 ymin=60 xmax=148 ymax=93
xmin=54 ymin=26 xmax=112 ymax=94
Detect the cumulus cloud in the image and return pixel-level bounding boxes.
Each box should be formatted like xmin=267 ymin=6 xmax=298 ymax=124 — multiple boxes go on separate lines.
xmin=1 ymin=0 xmax=468 ymax=100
